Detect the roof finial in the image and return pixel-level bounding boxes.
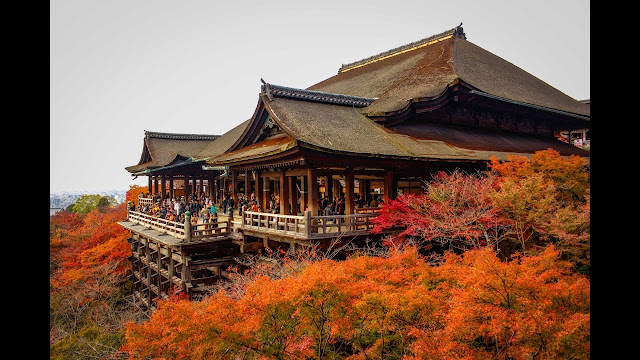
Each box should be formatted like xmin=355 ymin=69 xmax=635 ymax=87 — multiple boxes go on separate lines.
xmin=260 ymin=78 xmax=273 ymax=101
xmin=455 ymin=23 xmax=466 ymax=39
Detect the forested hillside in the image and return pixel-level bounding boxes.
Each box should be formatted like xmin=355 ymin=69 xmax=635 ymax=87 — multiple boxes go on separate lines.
xmin=50 ymin=149 xmax=590 ymax=360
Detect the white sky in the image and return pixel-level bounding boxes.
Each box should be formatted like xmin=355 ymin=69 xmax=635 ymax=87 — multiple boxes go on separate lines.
xmin=50 ymin=0 xmax=590 ymax=194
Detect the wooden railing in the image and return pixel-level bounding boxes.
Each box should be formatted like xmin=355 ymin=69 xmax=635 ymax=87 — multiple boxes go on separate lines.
xmin=138 ymin=196 xmax=154 ymax=208
xmin=241 ymin=209 xmax=378 ymax=239
xmin=127 ymin=210 xmax=229 ymax=241
xmin=241 ymin=211 xmax=309 ymax=238
xmin=190 ymin=221 xmax=230 ymax=240
xmin=355 ymin=207 xmax=381 ymax=215
xmin=127 ymin=207 xmax=378 ymax=241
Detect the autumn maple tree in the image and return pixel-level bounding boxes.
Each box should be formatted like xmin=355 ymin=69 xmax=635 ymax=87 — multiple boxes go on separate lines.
xmin=124 ymin=245 xmax=590 ymax=360
xmin=50 ymin=185 xmax=148 ymax=359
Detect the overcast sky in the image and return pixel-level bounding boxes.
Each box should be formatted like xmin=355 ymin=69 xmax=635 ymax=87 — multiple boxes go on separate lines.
xmin=50 ymin=0 xmax=589 ymax=194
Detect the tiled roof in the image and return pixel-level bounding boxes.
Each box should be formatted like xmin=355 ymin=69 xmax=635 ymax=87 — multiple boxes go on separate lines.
xmin=261 ymin=81 xmax=376 ymax=108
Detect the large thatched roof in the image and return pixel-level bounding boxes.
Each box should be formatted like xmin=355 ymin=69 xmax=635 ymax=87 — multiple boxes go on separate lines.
xmin=308 ymin=25 xmax=589 ymax=118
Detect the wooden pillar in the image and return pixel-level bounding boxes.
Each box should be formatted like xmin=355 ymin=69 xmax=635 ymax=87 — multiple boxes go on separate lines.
xmin=345 ymin=169 xmax=355 ymax=214
xmin=280 ymin=170 xmax=290 ymax=215
xmin=231 ymin=170 xmax=238 ymax=208
xmin=146 ymin=238 xmax=152 ymax=309
xmin=153 ymin=176 xmax=159 ymax=195
xmin=191 ymin=175 xmax=196 ymax=197
xmin=244 ymin=169 xmax=251 ymax=200
xmin=168 ymin=248 xmax=175 ymax=293
xmin=169 ymin=175 xmax=174 ymax=199
xmin=299 ymin=176 xmax=307 ymax=213
xmin=307 ymin=168 xmax=318 ymax=216
xmin=184 ymin=175 xmax=191 ymax=199
xmin=256 ymin=170 xmax=263 ymax=209
xmin=358 ymin=176 xmax=365 ymax=197
xmin=262 ymin=175 xmax=270 ymax=211
xmin=148 ymin=176 xmax=152 ymax=195
xmin=332 ymin=178 xmax=340 ymax=199
xmin=209 ymin=174 xmax=215 ymax=200
xmin=326 ymin=176 xmax=332 ymax=199
xmin=292 ymin=176 xmax=299 ymax=214
xmin=160 ymin=175 xmax=166 ymax=201
xmin=384 ymin=169 xmax=396 ymax=200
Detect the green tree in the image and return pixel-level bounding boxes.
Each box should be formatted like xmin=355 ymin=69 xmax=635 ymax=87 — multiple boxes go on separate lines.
xmin=71 ymin=195 xmax=116 ymax=214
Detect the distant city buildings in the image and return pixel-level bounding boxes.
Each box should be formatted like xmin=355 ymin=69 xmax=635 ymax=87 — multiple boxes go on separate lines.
xmin=50 ymin=189 xmax=127 ymax=212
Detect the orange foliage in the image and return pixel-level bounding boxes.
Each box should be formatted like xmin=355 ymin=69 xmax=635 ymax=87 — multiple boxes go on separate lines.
xmin=125 ymin=246 xmax=589 ymax=360
xmin=50 ymin=202 xmax=130 ymax=293
xmin=489 ymin=148 xmax=589 ymax=202
xmin=126 ymin=185 xmax=148 ymax=207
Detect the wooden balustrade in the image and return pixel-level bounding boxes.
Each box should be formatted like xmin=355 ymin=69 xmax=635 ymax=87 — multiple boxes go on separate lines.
xmin=128 ymin=206 xmax=378 ymax=241
xmin=241 ymin=209 xmax=378 ymax=239
xmin=355 ymin=207 xmax=381 ymax=215
xmin=242 ymin=210 xmax=308 ymax=237
xmin=127 ymin=211 xmax=187 ymax=239
xmin=137 ymin=196 xmax=154 ymax=208
xmin=127 ymin=210 xmax=229 ymax=241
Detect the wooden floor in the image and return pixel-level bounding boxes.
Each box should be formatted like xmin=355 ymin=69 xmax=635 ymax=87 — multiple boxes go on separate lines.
xmin=118 ymin=220 xmax=232 ymax=248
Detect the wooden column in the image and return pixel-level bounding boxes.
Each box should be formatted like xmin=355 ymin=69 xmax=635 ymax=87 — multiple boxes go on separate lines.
xmin=384 ymin=169 xmax=396 ymax=200
xmin=160 ymin=175 xmax=166 ymax=201
xmin=299 ymin=176 xmax=307 ymax=213
xmin=292 ymin=176 xmax=299 ymax=214
xmin=256 ymin=170 xmax=263 ymax=209
xmin=262 ymin=176 xmax=270 ymax=211
xmin=184 ymin=175 xmax=191 ymax=199
xmin=280 ymin=170 xmax=290 ymax=215
xmin=345 ymin=169 xmax=355 ymax=214
xmin=209 ymin=174 xmax=215 ymax=200
xmin=146 ymin=238 xmax=152 ymax=309
xmin=358 ymin=176 xmax=365 ymax=197
xmin=332 ymin=178 xmax=340 ymax=199
xmin=153 ymin=176 xmax=159 ymax=195
xmin=169 ymin=175 xmax=174 ymax=199
xmin=231 ymin=170 xmax=238 ymax=208
xmin=307 ymin=168 xmax=318 ymax=216
xmin=244 ymin=169 xmax=251 ymax=200
xmin=191 ymin=175 xmax=196 ymax=197
xmin=148 ymin=176 xmax=152 ymax=194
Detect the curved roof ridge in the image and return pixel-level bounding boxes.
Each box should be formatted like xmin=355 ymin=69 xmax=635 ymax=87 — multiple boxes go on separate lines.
xmin=144 ymin=130 xmax=220 ymax=140
xmin=338 ymin=23 xmax=465 ymax=74
xmin=261 ymin=80 xmax=377 ymax=108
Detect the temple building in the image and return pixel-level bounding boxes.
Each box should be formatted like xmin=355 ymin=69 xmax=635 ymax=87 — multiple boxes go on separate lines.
xmin=119 ymin=24 xmax=590 ymax=309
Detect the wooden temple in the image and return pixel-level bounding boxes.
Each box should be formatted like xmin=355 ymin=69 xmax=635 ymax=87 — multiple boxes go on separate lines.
xmin=118 ymin=24 xmax=590 ymax=310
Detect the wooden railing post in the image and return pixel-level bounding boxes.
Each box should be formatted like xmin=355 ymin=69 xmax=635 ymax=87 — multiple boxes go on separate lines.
xmin=184 ymin=211 xmax=191 ymax=242
xmin=304 ymin=210 xmax=312 ymax=238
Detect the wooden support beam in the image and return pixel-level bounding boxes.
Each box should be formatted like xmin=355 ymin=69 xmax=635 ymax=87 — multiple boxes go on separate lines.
xmin=146 ymin=238 xmax=152 ymax=309
xmin=307 ymin=168 xmax=319 ymax=216
xmin=256 ymin=170 xmax=263 ymax=210
xmin=299 ymin=176 xmax=307 ymax=213
xmin=262 ymin=175 xmax=270 ymax=211
xmin=280 ymin=170 xmax=290 ymax=215
xmin=231 ymin=170 xmax=238 ymax=208
xmin=160 ymin=175 xmax=166 ymax=201
xmin=245 ymin=169 xmax=251 ymax=200
xmin=291 ymin=176 xmax=299 ymax=214
xmin=148 ymin=176 xmax=152 ymax=194
xmin=384 ymin=169 xmax=396 ymax=200
xmin=169 ymin=175 xmax=174 ymax=199
xmin=345 ymin=169 xmax=355 ymax=214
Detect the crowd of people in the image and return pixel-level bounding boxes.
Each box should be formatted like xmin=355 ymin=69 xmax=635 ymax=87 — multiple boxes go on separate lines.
xmin=131 ymin=191 xmax=383 ymax=222
xmin=131 ymin=192 xmax=218 ymax=226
